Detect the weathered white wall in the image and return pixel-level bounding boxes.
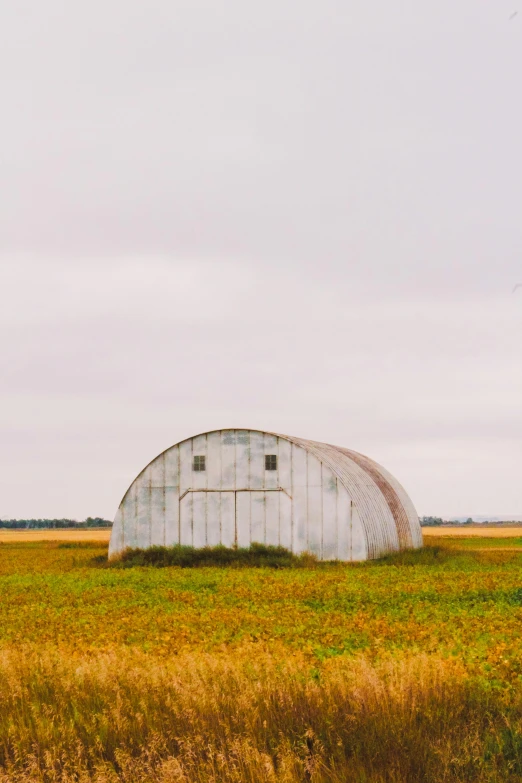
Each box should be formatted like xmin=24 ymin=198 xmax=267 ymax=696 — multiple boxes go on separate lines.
xmin=109 ymin=429 xmax=367 ymax=561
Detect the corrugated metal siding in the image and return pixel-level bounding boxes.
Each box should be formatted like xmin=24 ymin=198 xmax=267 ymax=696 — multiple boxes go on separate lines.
xmin=347 ymin=451 xmax=423 ymax=550
xmin=278 ymin=436 xmax=401 ymax=559
xmin=276 ymin=435 xmax=423 ymax=556
xmin=109 ymin=429 xmax=422 ymax=560
xmin=333 ymin=447 xmax=413 ymax=550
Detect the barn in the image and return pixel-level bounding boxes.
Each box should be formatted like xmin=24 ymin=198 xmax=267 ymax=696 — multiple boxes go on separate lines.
xmin=109 ymin=429 xmax=422 ymax=561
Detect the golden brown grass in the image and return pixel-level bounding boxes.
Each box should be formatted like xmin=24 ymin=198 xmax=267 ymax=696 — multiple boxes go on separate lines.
xmin=3 ymin=525 xmax=519 ymax=543
xmin=2 ymin=541 xmax=522 ymax=782
xmin=0 ymin=529 xmax=111 ymax=543
xmin=1 ymin=646 xmax=519 ymax=783
xmin=423 ymin=526 xmax=522 ymax=538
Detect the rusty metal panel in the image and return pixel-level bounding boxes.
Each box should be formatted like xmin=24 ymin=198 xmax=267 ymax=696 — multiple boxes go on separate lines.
xmin=363 ymin=457 xmax=423 ymax=549
xmin=336 ymin=447 xmax=412 ymax=550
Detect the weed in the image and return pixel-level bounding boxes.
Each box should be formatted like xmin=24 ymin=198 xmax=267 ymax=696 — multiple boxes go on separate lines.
xmin=109 ymin=542 xmax=316 ymax=569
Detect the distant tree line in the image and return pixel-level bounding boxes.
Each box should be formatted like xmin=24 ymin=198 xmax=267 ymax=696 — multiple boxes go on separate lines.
xmin=420 ymin=516 xmax=475 ymax=527
xmin=0 ymin=517 xmax=112 ymax=529
xmin=420 ymin=516 xmax=445 ymax=527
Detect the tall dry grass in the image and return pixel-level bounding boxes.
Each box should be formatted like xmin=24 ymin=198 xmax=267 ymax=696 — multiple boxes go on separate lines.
xmin=0 ymin=648 xmax=521 ymax=783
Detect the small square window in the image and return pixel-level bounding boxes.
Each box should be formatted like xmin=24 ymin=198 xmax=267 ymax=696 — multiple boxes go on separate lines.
xmin=193 ymin=455 xmax=206 ymax=471
xmin=265 ymin=454 xmax=277 ymax=471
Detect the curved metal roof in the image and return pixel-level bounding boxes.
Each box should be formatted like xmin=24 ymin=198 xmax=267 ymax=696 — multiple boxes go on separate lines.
xmin=115 ymin=428 xmax=421 ymax=559
xmin=271 ymin=433 xmax=422 ymax=558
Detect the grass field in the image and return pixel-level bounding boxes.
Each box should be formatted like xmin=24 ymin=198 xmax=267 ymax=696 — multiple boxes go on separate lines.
xmin=2 ymin=538 xmax=522 ymax=782
xmin=2 ymin=525 xmax=519 ymax=543
xmin=423 ymin=526 xmax=522 ymax=538
xmin=0 ymin=528 xmax=111 ymax=542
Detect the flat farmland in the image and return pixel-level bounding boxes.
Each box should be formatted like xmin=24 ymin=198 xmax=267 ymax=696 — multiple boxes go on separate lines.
xmin=423 ymin=525 xmax=522 ymax=538
xmin=0 ymin=528 xmax=111 ymax=542
xmin=3 ymin=525 xmax=519 ymax=543
xmin=2 ymin=537 xmax=522 ymax=782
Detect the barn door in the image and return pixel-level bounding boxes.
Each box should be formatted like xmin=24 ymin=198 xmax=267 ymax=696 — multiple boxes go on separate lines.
xmin=243 ymin=490 xmax=292 ymax=548
xmin=179 ymin=491 xmax=235 ymax=548
xmin=179 ymin=489 xmax=291 ymax=549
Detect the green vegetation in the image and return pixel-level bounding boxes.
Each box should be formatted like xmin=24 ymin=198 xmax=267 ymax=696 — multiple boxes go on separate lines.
xmin=1 ymin=538 xmax=522 ymax=781
xmin=110 ymin=542 xmax=317 ymax=568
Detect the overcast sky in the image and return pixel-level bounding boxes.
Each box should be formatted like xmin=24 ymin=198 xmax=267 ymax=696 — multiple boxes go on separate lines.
xmin=1 ymin=0 xmax=521 ymax=520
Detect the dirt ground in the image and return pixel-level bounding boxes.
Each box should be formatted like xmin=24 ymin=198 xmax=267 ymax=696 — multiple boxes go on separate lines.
xmin=0 ymin=528 xmax=112 ymax=543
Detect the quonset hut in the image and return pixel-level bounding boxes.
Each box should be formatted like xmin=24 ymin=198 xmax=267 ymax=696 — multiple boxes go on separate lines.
xmin=109 ymin=429 xmax=422 ymax=561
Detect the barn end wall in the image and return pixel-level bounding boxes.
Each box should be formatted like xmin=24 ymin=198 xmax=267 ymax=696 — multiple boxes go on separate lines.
xmin=109 ymin=429 xmax=421 ymax=561
xmin=110 ymin=430 xmax=369 ymax=561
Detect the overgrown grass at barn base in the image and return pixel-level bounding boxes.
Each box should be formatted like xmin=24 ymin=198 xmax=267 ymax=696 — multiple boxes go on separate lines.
xmin=1 ymin=539 xmax=522 ymax=781
xmin=109 ymin=542 xmax=318 ymax=568
xmin=110 ymin=541 xmax=509 ymax=569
